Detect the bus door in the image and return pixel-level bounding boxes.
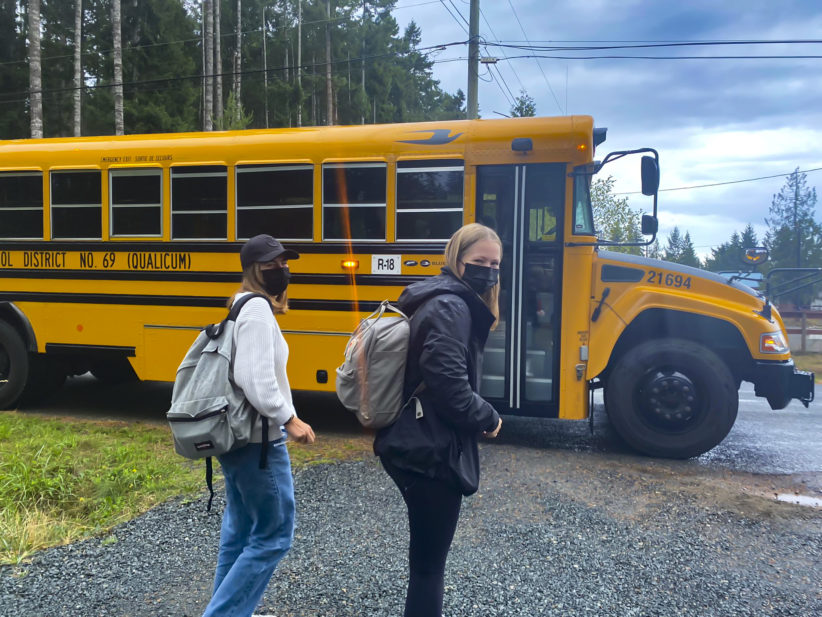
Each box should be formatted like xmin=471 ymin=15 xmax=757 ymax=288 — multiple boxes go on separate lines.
xmin=476 ymin=164 xmax=566 ymax=416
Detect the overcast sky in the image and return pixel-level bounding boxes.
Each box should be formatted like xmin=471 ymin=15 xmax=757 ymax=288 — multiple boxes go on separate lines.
xmin=393 ymin=0 xmax=822 ymax=260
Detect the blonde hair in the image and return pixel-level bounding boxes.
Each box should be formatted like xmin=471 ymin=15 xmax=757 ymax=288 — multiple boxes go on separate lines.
xmin=227 ymin=262 xmax=289 ymax=314
xmin=444 ymin=223 xmax=502 ymax=326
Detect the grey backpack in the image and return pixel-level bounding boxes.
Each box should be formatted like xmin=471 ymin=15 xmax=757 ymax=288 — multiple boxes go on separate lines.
xmin=167 ymin=292 xmax=270 ymax=510
xmin=335 ymin=300 xmax=410 ymax=429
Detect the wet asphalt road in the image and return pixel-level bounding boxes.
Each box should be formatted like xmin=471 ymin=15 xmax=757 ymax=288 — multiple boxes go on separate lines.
xmin=694 ymin=383 xmax=822 ymax=474
xmin=19 ymin=377 xmax=822 ymax=476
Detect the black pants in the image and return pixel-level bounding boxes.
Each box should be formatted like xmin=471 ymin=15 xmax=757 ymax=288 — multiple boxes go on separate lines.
xmin=383 ymin=461 xmax=463 ymax=617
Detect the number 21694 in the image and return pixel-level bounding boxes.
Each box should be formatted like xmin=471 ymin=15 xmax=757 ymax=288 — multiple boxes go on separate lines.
xmin=646 ymin=270 xmax=691 ymax=289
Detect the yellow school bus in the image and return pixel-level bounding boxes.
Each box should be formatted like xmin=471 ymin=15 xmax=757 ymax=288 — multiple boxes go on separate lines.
xmin=0 ymin=116 xmax=813 ymax=457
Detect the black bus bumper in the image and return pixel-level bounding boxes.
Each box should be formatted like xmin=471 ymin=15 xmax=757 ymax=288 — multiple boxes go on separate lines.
xmin=752 ymin=360 xmax=815 ymax=409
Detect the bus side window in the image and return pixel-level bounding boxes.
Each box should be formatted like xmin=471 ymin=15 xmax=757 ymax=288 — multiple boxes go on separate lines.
xmin=51 ymin=170 xmax=102 ymax=240
xmin=110 ymin=168 xmax=163 ymax=237
xmin=322 ymin=162 xmax=386 ymax=241
xmin=0 ymin=171 xmax=43 ymax=240
xmin=236 ymin=164 xmax=313 ymax=241
xmin=171 ymin=165 xmax=227 ymax=240
xmin=396 ymin=159 xmax=463 ymax=241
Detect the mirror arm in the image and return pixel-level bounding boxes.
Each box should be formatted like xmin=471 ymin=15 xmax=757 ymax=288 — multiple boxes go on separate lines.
xmin=567 ymin=148 xmax=659 ymax=249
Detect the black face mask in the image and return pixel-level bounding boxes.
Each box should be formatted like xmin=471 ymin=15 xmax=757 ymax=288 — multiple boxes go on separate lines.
xmin=461 ymin=263 xmax=499 ymax=295
xmin=262 ymin=266 xmax=290 ymax=296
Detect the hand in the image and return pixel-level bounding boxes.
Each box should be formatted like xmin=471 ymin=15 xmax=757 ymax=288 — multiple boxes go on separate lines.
xmin=483 ymin=417 xmax=502 ymax=439
xmin=285 ymin=416 xmax=315 ymax=444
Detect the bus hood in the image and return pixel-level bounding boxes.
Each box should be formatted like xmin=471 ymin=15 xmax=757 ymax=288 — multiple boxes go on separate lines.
xmin=597 ymin=250 xmax=762 ymax=299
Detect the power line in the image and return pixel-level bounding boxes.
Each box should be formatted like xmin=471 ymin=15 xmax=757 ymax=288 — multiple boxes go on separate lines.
xmin=494 ymin=38 xmax=822 ymax=44
xmin=445 ymin=0 xmax=470 ymax=27
xmin=616 ymin=166 xmax=822 ymax=195
xmin=498 ymin=53 xmax=822 ymax=61
xmin=503 ymin=0 xmax=563 ymax=114
xmin=488 ymin=64 xmax=515 ymax=107
xmin=478 ymin=8 xmax=525 ymax=91
xmin=490 ymin=39 xmax=822 ymax=52
xmin=437 ymin=0 xmax=469 ymax=35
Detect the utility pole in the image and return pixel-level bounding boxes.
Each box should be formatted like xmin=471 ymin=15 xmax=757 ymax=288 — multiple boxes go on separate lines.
xmin=467 ymin=0 xmax=479 ymax=119
xmin=795 ymin=177 xmax=801 ymax=268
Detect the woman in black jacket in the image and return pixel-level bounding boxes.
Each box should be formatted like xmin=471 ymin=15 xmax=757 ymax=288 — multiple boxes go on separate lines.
xmin=375 ymin=223 xmax=503 ymax=617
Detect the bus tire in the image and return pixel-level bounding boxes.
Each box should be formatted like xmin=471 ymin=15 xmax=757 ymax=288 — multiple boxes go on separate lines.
xmin=604 ymin=338 xmax=738 ymax=459
xmin=0 ymin=320 xmax=30 ymax=409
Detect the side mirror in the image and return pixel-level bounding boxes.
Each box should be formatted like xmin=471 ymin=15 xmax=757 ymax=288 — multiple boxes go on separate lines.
xmin=641 ymin=214 xmax=658 ymax=236
xmin=742 ymin=247 xmax=769 ymax=267
xmin=641 ymin=155 xmax=660 ymax=196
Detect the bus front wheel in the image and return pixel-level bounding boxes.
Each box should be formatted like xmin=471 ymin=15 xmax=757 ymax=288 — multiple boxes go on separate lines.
xmin=605 ymin=338 xmax=738 ymax=459
xmin=0 ymin=320 xmax=29 ymax=409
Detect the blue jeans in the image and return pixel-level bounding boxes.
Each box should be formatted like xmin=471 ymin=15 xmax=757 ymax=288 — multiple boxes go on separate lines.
xmin=202 ymin=439 xmax=295 ymax=617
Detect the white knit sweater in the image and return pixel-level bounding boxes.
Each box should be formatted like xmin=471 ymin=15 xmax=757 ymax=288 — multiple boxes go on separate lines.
xmin=231 ymin=292 xmax=297 ymax=442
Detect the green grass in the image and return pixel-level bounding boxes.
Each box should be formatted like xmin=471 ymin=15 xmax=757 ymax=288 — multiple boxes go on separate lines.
xmin=0 ymin=411 xmax=372 ymax=564
xmin=791 ymin=352 xmax=822 ymax=382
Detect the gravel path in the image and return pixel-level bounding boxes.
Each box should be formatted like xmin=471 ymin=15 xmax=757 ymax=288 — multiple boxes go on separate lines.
xmin=1 ymin=441 xmax=821 ymax=617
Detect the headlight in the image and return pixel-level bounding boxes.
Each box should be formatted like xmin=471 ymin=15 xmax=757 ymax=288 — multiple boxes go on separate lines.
xmin=760 ymin=331 xmax=790 ymax=354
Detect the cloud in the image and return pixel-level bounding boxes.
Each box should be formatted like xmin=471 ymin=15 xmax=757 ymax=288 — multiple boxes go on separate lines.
xmin=394 ymin=0 xmax=822 ymax=258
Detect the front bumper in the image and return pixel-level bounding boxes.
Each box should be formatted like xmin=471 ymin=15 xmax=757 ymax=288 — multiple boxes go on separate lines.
xmin=752 ymin=360 xmax=815 ymax=409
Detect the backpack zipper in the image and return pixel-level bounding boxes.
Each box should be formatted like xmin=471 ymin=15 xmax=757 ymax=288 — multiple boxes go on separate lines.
xmin=168 ymin=406 xmax=228 ymax=422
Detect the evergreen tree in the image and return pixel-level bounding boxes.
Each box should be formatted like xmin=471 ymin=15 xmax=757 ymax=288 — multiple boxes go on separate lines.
xmin=679 ymin=231 xmax=701 ymax=268
xmin=86 ymin=0 xmax=201 ymax=134
xmin=0 ymin=0 xmax=28 ymax=138
xmin=645 ymin=238 xmax=661 ymax=259
xmin=39 ymin=0 xmax=76 ymax=136
xmin=740 ymin=223 xmax=758 ymax=249
xmin=663 ymin=226 xmax=683 ymax=262
xmin=0 ymin=0 xmax=472 ymax=135
xmin=764 ymin=169 xmax=822 ymax=306
xmin=214 ymin=90 xmax=253 ymax=129
xmin=704 ymin=231 xmax=742 ymax=272
xmin=765 ymin=169 xmax=821 ymax=268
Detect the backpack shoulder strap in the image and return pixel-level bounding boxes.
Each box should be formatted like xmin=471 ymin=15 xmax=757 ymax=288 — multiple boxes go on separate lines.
xmin=205 ymin=292 xmax=269 ymax=339
xmin=227 ymin=292 xmax=270 ymax=322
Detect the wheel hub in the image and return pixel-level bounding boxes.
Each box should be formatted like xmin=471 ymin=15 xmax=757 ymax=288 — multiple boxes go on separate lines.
xmin=637 ymin=370 xmax=699 ymax=429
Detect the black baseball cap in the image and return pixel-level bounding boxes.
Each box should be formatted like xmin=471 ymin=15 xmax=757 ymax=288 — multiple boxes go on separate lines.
xmin=240 ymin=234 xmax=300 ymax=269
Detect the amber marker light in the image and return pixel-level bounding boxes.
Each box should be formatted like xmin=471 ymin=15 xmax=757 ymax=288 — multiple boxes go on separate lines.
xmin=760 ymin=332 xmax=789 ymax=354
xmin=577 ymin=143 xmax=587 ymax=152
xmin=341 ymin=259 xmax=359 ymax=271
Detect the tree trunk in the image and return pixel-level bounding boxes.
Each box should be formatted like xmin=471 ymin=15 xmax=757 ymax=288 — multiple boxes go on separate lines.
xmin=361 ymin=0 xmax=365 ymax=124
xmin=203 ymin=0 xmax=213 ymax=130
xmin=262 ymin=7 xmax=268 ymax=128
xmin=296 ymin=0 xmax=302 ymax=126
xmin=112 ymin=0 xmax=124 ymax=135
xmin=325 ymin=0 xmax=332 ymax=125
xmin=214 ymin=0 xmax=223 ymax=121
xmin=72 ymin=0 xmax=82 ymax=136
xmin=27 ymin=0 xmax=43 ymax=138
xmin=233 ymin=0 xmax=241 ymax=124
xmin=311 ymin=53 xmax=316 ymax=126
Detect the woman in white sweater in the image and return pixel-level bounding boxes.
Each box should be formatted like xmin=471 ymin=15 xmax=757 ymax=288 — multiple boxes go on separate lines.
xmin=202 ymin=234 xmax=315 ymax=617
